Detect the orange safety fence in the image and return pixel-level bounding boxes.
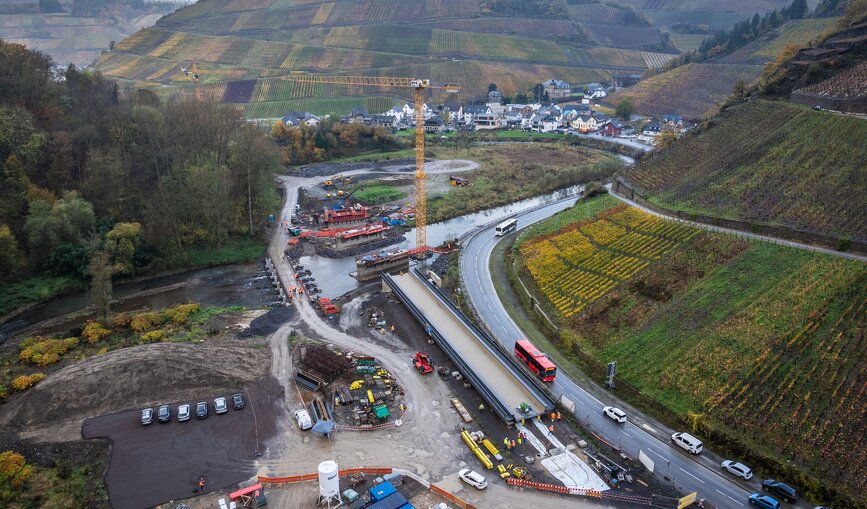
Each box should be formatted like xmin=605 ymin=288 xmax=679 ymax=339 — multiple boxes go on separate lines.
xmin=258 ymin=467 xmax=392 ymax=485
xmin=506 ymin=478 xmax=654 ymax=505
xmin=430 ymin=484 xmax=478 ymax=509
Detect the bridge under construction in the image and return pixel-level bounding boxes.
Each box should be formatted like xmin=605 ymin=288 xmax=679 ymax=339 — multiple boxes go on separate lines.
xmin=383 ymin=270 xmax=553 ymax=422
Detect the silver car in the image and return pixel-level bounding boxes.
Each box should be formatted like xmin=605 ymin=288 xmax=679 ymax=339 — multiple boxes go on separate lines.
xmin=214 ymin=397 xmax=228 ymax=414
xmin=177 ymin=404 xmax=191 ymax=422
xmin=141 ymin=408 xmax=153 ymax=425
xmin=721 ymin=460 xmax=753 ymax=480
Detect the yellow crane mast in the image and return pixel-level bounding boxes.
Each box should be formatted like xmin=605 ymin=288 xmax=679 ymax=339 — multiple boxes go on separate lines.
xmin=281 ymin=74 xmax=460 ymax=252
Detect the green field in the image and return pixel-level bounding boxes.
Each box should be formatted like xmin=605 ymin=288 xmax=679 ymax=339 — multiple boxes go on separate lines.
xmin=514 ymin=195 xmax=867 ymax=505
xmin=353 ymin=184 xmax=406 ymax=205
xmin=624 ymin=100 xmax=867 ymax=242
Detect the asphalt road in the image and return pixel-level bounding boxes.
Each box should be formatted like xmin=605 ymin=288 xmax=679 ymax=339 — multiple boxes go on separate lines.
xmin=458 ymin=197 xmax=800 ymax=509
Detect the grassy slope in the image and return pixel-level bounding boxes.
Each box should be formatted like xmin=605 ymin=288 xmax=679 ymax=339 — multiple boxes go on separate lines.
xmin=624 ymin=100 xmax=867 ymax=241
xmin=606 ymin=62 xmax=763 ymax=119
xmin=425 ymin=144 xmax=620 ymax=223
xmin=514 ymin=195 xmax=867 ymax=502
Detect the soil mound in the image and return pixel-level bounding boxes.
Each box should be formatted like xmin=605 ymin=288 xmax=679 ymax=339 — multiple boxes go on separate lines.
xmin=249 ymin=307 xmax=295 ymax=336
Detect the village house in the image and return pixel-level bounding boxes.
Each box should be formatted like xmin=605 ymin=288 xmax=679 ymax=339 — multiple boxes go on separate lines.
xmin=585 ymin=82 xmax=607 ymax=99
xmin=347 ymin=107 xmax=369 ymax=124
xmin=281 ymin=111 xmax=320 ymax=127
xmin=370 ymin=115 xmax=398 ymax=128
xmin=571 ymin=113 xmax=599 ymax=132
xmin=474 ymin=111 xmax=502 ymax=130
xmin=531 ymin=114 xmax=561 ymax=132
xmin=638 ymin=122 xmax=661 ymax=143
xmin=423 ymin=116 xmax=445 ymax=133
xmin=503 ymin=111 xmax=523 ymax=128
xmin=600 ymin=119 xmax=623 ymax=137
xmin=463 ymin=104 xmax=492 ymax=124
xmin=542 ymin=79 xmax=572 ymax=99
xmin=488 ymin=89 xmax=503 ymax=104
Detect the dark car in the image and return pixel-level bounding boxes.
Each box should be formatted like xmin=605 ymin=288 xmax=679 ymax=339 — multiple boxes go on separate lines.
xmin=157 ymin=405 xmax=170 ymax=423
xmin=762 ymin=479 xmax=797 ymax=503
xmin=232 ymin=393 xmax=245 ymax=410
xmin=196 ymin=401 xmax=208 ymax=419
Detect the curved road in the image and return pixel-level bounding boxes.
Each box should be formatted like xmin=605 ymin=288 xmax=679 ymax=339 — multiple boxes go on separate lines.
xmin=459 ymin=198 xmax=805 ymax=509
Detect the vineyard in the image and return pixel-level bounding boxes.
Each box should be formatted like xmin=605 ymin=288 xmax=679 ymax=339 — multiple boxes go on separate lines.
xmin=606 ymin=63 xmax=763 ymax=119
xmin=429 ymin=30 xmax=569 ymax=64
xmin=795 ymin=61 xmax=867 ymax=99
xmin=581 ymin=24 xmax=662 ymax=50
xmin=721 ymin=17 xmax=841 ymax=64
xmin=244 ymin=96 xmax=396 ymax=118
xmin=516 ymin=194 xmax=867 ymax=501
xmin=624 ymin=100 xmax=867 ymax=241
xmin=519 ymin=203 xmax=699 ymax=317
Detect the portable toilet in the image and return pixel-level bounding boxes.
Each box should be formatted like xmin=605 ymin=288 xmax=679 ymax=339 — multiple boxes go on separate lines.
xmin=369 ymin=481 xmax=396 ymax=502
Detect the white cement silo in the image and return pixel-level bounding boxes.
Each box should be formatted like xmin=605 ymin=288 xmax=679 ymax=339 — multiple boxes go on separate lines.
xmin=317 ymin=460 xmax=342 ymax=507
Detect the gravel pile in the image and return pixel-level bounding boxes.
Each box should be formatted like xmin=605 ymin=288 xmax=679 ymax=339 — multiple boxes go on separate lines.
xmin=249 ymin=307 xmax=296 ymax=336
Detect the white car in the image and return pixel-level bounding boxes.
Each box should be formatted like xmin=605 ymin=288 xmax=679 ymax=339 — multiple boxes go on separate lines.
xmin=721 ymin=460 xmax=753 ymax=480
xmin=602 ymin=406 xmax=627 ymax=423
xmin=458 ymin=468 xmax=487 ymax=490
xmin=294 ymin=409 xmax=312 ymax=430
xmin=177 ymin=404 xmax=191 ymax=422
xmin=214 ymin=397 xmax=228 ymax=414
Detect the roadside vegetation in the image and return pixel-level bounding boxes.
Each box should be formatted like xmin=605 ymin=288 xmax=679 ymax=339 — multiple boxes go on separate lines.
xmin=0 ymin=303 xmax=245 ymax=404
xmin=0 ymin=42 xmax=280 ymax=318
xmin=425 ymin=143 xmax=621 ymax=223
xmin=0 ymin=449 xmax=105 ymax=509
xmin=510 ymin=195 xmax=866 ymax=507
xmin=623 ymin=100 xmax=867 ymax=242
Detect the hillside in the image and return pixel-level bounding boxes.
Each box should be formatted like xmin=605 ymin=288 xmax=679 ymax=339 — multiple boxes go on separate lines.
xmin=606 ymin=62 xmax=763 ymax=119
xmin=92 ymin=0 xmax=755 ymax=117
xmin=621 ymin=100 xmax=867 ymax=242
xmin=512 ymin=196 xmax=866 ymax=507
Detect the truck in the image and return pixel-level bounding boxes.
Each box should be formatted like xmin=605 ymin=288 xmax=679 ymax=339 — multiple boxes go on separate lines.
xmin=318 ymin=297 xmax=339 ymax=315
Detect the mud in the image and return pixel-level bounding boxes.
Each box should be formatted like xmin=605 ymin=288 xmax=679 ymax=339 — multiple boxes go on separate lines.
xmin=82 ymin=376 xmax=282 ymax=509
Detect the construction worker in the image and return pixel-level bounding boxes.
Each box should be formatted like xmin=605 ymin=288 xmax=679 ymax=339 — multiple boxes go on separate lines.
xmin=557 ymin=411 xmax=562 ymax=421
xmin=198 ymin=477 xmax=205 ymax=491
xmin=548 ymin=424 xmax=555 ymax=436
xmin=511 ymin=440 xmax=516 ymax=449
xmin=479 ymin=403 xmax=485 ymax=413
xmin=550 ymin=412 xmax=556 ymax=422
xmin=390 ymin=325 xmax=395 ymax=332
xmin=503 ymin=438 xmax=509 ymax=449
xmin=521 ymin=418 xmax=525 ymax=426
xmin=517 ymin=437 xmax=522 ymax=446
xmin=536 ymin=415 xmax=542 ymax=422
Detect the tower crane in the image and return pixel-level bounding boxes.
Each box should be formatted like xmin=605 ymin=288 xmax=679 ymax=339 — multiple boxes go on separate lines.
xmin=280 ymin=74 xmax=461 ymax=252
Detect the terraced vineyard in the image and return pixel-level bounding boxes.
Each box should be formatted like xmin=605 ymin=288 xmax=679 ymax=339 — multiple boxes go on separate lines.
xmin=520 ymin=204 xmax=699 ymax=317
xmin=515 ymin=194 xmax=867 ymax=503
xmin=721 ymin=17 xmax=841 ymax=64
xmin=606 ymin=63 xmax=763 ymax=119
xmin=625 ymin=100 xmax=867 ymax=241
xmin=795 ymin=61 xmax=867 ymax=98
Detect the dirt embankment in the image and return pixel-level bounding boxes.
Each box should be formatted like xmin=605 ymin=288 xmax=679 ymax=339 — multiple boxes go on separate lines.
xmin=0 ymin=340 xmax=272 ymax=442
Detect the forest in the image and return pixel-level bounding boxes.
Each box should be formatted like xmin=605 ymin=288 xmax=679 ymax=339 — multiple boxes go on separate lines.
xmin=0 ymin=40 xmax=281 ymax=315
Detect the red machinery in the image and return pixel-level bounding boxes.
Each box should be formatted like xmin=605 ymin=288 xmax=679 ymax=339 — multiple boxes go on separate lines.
xmin=318 ymin=297 xmax=339 ymax=315
xmin=229 ymin=483 xmax=266 ymax=507
xmin=413 ymin=352 xmax=434 ymax=375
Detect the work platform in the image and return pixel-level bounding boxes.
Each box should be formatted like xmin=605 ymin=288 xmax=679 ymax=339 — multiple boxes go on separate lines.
xmin=383 ymin=270 xmax=553 ymax=422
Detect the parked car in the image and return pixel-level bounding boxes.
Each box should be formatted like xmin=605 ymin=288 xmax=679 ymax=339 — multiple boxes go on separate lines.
xmin=177 ymin=404 xmax=191 ymax=422
xmin=232 ymin=393 xmax=245 ymax=410
xmin=294 ymin=409 xmax=312 ymax=430
xmin=721 ymin=460 xmax=753 ymax=480
xmin=214 ymin=397 xmax=228 ymax=414
xmin=157 ymin=405 xmax=171 ymax=423
xmin=141 ymin=408 xmax=153 ymax=425
xmin=458 ymin=469 xmax=487 ymax=490
xmin=196 ymin=401 xmax=208 ymax=419
xmin=602 ymin=406 xmax=627 ymax=423
xmin=762 ymin=479 xmax=798 ymax=503
xmin=671 ymin=431 xmax=703 ymax=454
xmin=749 ymin=493 xmax=781 ymax=509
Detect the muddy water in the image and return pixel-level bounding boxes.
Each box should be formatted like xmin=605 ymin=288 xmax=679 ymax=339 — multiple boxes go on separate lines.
xmin=299 ymin=184 xmax=584 ymax=298
xmin=1 ymin=263 xmax=274 ymax=340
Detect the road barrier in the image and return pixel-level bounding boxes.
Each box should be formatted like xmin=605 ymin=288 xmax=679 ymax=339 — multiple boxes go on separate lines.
xmin=505 ymin=478 xmax=654 ymax=505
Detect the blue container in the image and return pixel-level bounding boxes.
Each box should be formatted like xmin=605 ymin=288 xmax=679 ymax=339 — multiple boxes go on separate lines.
xmin=366 ymin=493 xmax=407 ymax=509
xmin=369 ymin=481 xmax=396 ymax=502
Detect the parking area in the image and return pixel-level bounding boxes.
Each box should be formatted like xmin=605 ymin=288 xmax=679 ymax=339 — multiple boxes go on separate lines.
xmin=82 ymin=377 xmax=282 ymax=509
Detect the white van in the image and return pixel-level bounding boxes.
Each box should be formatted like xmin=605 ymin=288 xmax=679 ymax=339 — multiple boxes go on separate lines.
xmin=671 ymin=432 xmax=703 ymax=454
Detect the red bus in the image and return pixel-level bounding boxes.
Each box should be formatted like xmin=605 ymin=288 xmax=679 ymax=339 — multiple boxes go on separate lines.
xmin=514 ymin=339 xmax=556 ymax=382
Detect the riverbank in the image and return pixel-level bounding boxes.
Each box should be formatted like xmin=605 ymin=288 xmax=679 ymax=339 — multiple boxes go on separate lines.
xmin=0 ymin=237 xmax=266 ymax=327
